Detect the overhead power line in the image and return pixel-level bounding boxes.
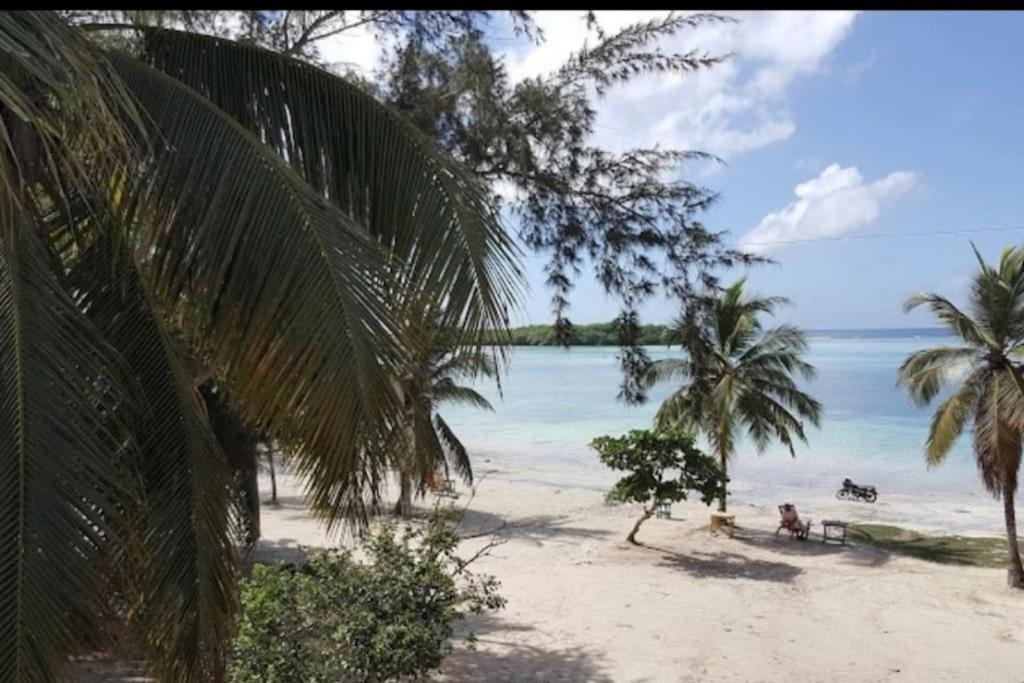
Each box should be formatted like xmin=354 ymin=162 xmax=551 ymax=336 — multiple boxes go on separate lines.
xmin=739 ymin=224 xmax=1024 ymax=248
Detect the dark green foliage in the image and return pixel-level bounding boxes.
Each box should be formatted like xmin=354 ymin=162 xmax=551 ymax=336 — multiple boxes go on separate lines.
xmin=591 ymin=428 xmax=723 ymax=543
xmin=501 ymin=321 xmax=672 ymax=346
xmin=1 ymin=11 xmax=521 ymax=679
xmin=594 ymin=428 xmax=724 ymax=507
xmin=229 ymin=522 xmax=504 ymax=682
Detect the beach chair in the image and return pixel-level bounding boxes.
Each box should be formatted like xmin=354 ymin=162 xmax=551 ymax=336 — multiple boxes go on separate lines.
xmin=776 ymin=503 xmax=812 ymax=541
xmin=426 ymin=471 xmax=459 ymax=498
xmin=439 ymin=477 xmax=458 ymax=498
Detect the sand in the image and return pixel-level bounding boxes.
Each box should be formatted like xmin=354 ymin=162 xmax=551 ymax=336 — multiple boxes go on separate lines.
xmin=246 ymin=463 xmax=1024 ymax=683
xmin=74 ymin=461 xmax=1024 ymax=682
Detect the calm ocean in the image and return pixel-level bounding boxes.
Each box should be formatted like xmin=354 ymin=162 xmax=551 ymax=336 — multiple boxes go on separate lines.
xmin=442 ymin=329 xmax=988 ymax=502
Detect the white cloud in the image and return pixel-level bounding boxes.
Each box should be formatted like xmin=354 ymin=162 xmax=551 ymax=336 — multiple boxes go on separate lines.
xmin=317 ymin=23 xmax=385 ymax=76
xmin=739 ymin=164 xmax=917 ymax=254
xmin=500 ymin=11 xmax=859 ymax=160
xmin=314 ymin=11 xmax=858 ymax=163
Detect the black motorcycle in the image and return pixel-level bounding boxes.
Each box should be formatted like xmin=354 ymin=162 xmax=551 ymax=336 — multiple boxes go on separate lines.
xmin=836 ymin=478 xmax=877 ymax=503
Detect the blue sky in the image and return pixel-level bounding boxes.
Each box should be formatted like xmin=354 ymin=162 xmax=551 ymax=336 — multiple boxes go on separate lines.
xmin=498 ymin=12 xmax=1024 ymax=329
xmin=321 ymin=12 xmax=1024 ymax=329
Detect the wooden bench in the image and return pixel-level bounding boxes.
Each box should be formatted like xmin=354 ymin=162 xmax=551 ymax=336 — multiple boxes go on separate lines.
xmin=655 ymin=501 xmax=672 ymax=519
xmin=822 ymin=519 xmax=849 ymax=545
xmin=709 ymin=512 xmax=736 ymax=537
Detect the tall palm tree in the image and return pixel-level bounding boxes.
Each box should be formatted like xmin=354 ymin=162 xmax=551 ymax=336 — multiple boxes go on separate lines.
xmin=642 ymin=280 xmax=822 ymax=512
xmin=0 ymin=12 xmax=520 ymax=681
xmin=897 ymin=245 xmax=1024 ymax=589
xmin=391 ymin=328 xmax=497 ymax=517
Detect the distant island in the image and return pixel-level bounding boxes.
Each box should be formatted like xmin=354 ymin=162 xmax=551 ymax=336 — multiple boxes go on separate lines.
xmin=501 ymin=322 xmax=671 ymax=346
xmin=499 ymin=323 xmax=951 ymax=346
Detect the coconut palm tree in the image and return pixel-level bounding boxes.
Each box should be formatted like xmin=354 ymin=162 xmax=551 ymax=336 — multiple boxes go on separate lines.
xmin=897 ymin=245 xmax=1024 ymax=589
xmin=642 ymin=280 xmax=822 ymax=512
xmin=0 ymin=12 xmax=520 ymax=681
xmin=391 ymin=328 xmax=497 ymax=517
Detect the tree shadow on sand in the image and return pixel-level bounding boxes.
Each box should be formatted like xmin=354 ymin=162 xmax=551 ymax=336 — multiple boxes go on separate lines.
xmin=728 ymin=526 xmax=891 ymax=568
xmin=438 ymin=614 xmax=615 ymax=682
xmin=68 ymin=656 xmax=151 ymax=682
xmin=648 ymin=543 xmax=804 ymax=583
xmin=455 ymin=509 xmax=614 ymax=547
xmin=249 ymin=537 xmax=317 ymax=565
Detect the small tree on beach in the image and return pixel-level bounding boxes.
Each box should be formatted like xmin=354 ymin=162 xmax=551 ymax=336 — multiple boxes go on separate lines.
xmin=641 ymin=279 xmax=822 ymax=512
xmin=592 ymin=428 xmax=724 ymax=544
xmin=897 ymin=245 xmax=1024 ymax=589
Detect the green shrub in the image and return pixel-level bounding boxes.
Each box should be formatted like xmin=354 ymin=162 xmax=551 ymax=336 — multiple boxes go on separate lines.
xmin=229 ymin=522 xmax=504 ymax=682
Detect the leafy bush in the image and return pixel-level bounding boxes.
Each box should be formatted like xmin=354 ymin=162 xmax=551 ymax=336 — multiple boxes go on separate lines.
xmin=592 ymin=428 xmax=725 ymax=543
xmin=229 ymin=521 xmax=504 ymax=682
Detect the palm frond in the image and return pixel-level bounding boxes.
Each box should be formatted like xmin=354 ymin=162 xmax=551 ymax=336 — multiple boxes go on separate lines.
xmin=409 ymin=398 xmax=445 ymax=494
xmin=713 ymin=280 xmax=786 ymax=354
xmin=134 ymin=26 xmax=523 ymax=353
xmin=738 ymin=391 xmax=808 ymax=457
xmin=434 ymin=414 xmax=473 ymax=484
xmin=653 ymin=386 xmax=704 ymax=431
xmin=432 ymin=380 xmax=494 ymax=411
xmin=107 ymin=53 xmax=406 ymax=528
xmin=431 ymin=348 xmax=498 ymax=384
xmin=0 ymin=203 xmax=135 ymax=681
xmin=68 ymin=235 xmax=237 ymax=682
xmin=708 ymin=374 xmax=739 ymax=462
xmin=973 ymin=245 xmax=1024 ymax=345
xmin=741 ymin=349 xmax=816 ymax=382
xmin=749 ymin=378 xmax=823 ymax=429
xmin=640 ymin=358 xmax=692 ymax=389
xmin=925 ymin=368 xmax=986 ymax=467
xmin=896 ymin=346 xmax=977 ymax=407
xmin=903 ymin=293 xmax=994 ymax=348
xmin=0 ymin=12 xmax=140 ymax=204
xmin=738 ymin=325 xmax=814 ymax=379
xmin=972 ymin=370 xmax=1021 ymax=497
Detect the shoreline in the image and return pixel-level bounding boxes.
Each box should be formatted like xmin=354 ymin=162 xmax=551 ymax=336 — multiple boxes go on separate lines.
xmin=448 ymin=459 xmax=1005 ymax=538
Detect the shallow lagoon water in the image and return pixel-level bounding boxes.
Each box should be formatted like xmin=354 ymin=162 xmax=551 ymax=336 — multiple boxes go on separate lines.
xmin=442 ymin=331 xmax=987 ymax=506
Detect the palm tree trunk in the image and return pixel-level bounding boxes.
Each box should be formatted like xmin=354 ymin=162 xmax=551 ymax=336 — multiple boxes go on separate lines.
xmin=394 ymin=471 xmax=413 ymax=518
xmin=393 ymin=376 xmax=415 ymax=518
xmin=717 ymin=452 xmax=728 ymax=513
xmin=201 ymin=382 xmax=261 ymax=544
xmin=266 ymin=448 xmax=277 ymax=505
xmin=1004 ymin=481 xmax=1024 ymax=589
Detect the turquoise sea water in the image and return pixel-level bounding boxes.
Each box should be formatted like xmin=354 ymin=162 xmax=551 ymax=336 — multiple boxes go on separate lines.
xmin=442 ymin=330 xmax=986 ymax=500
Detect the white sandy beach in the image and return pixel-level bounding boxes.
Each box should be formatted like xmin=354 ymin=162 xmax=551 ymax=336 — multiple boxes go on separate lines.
xmin=247 ymin=464 xmax=1024 ymax=683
